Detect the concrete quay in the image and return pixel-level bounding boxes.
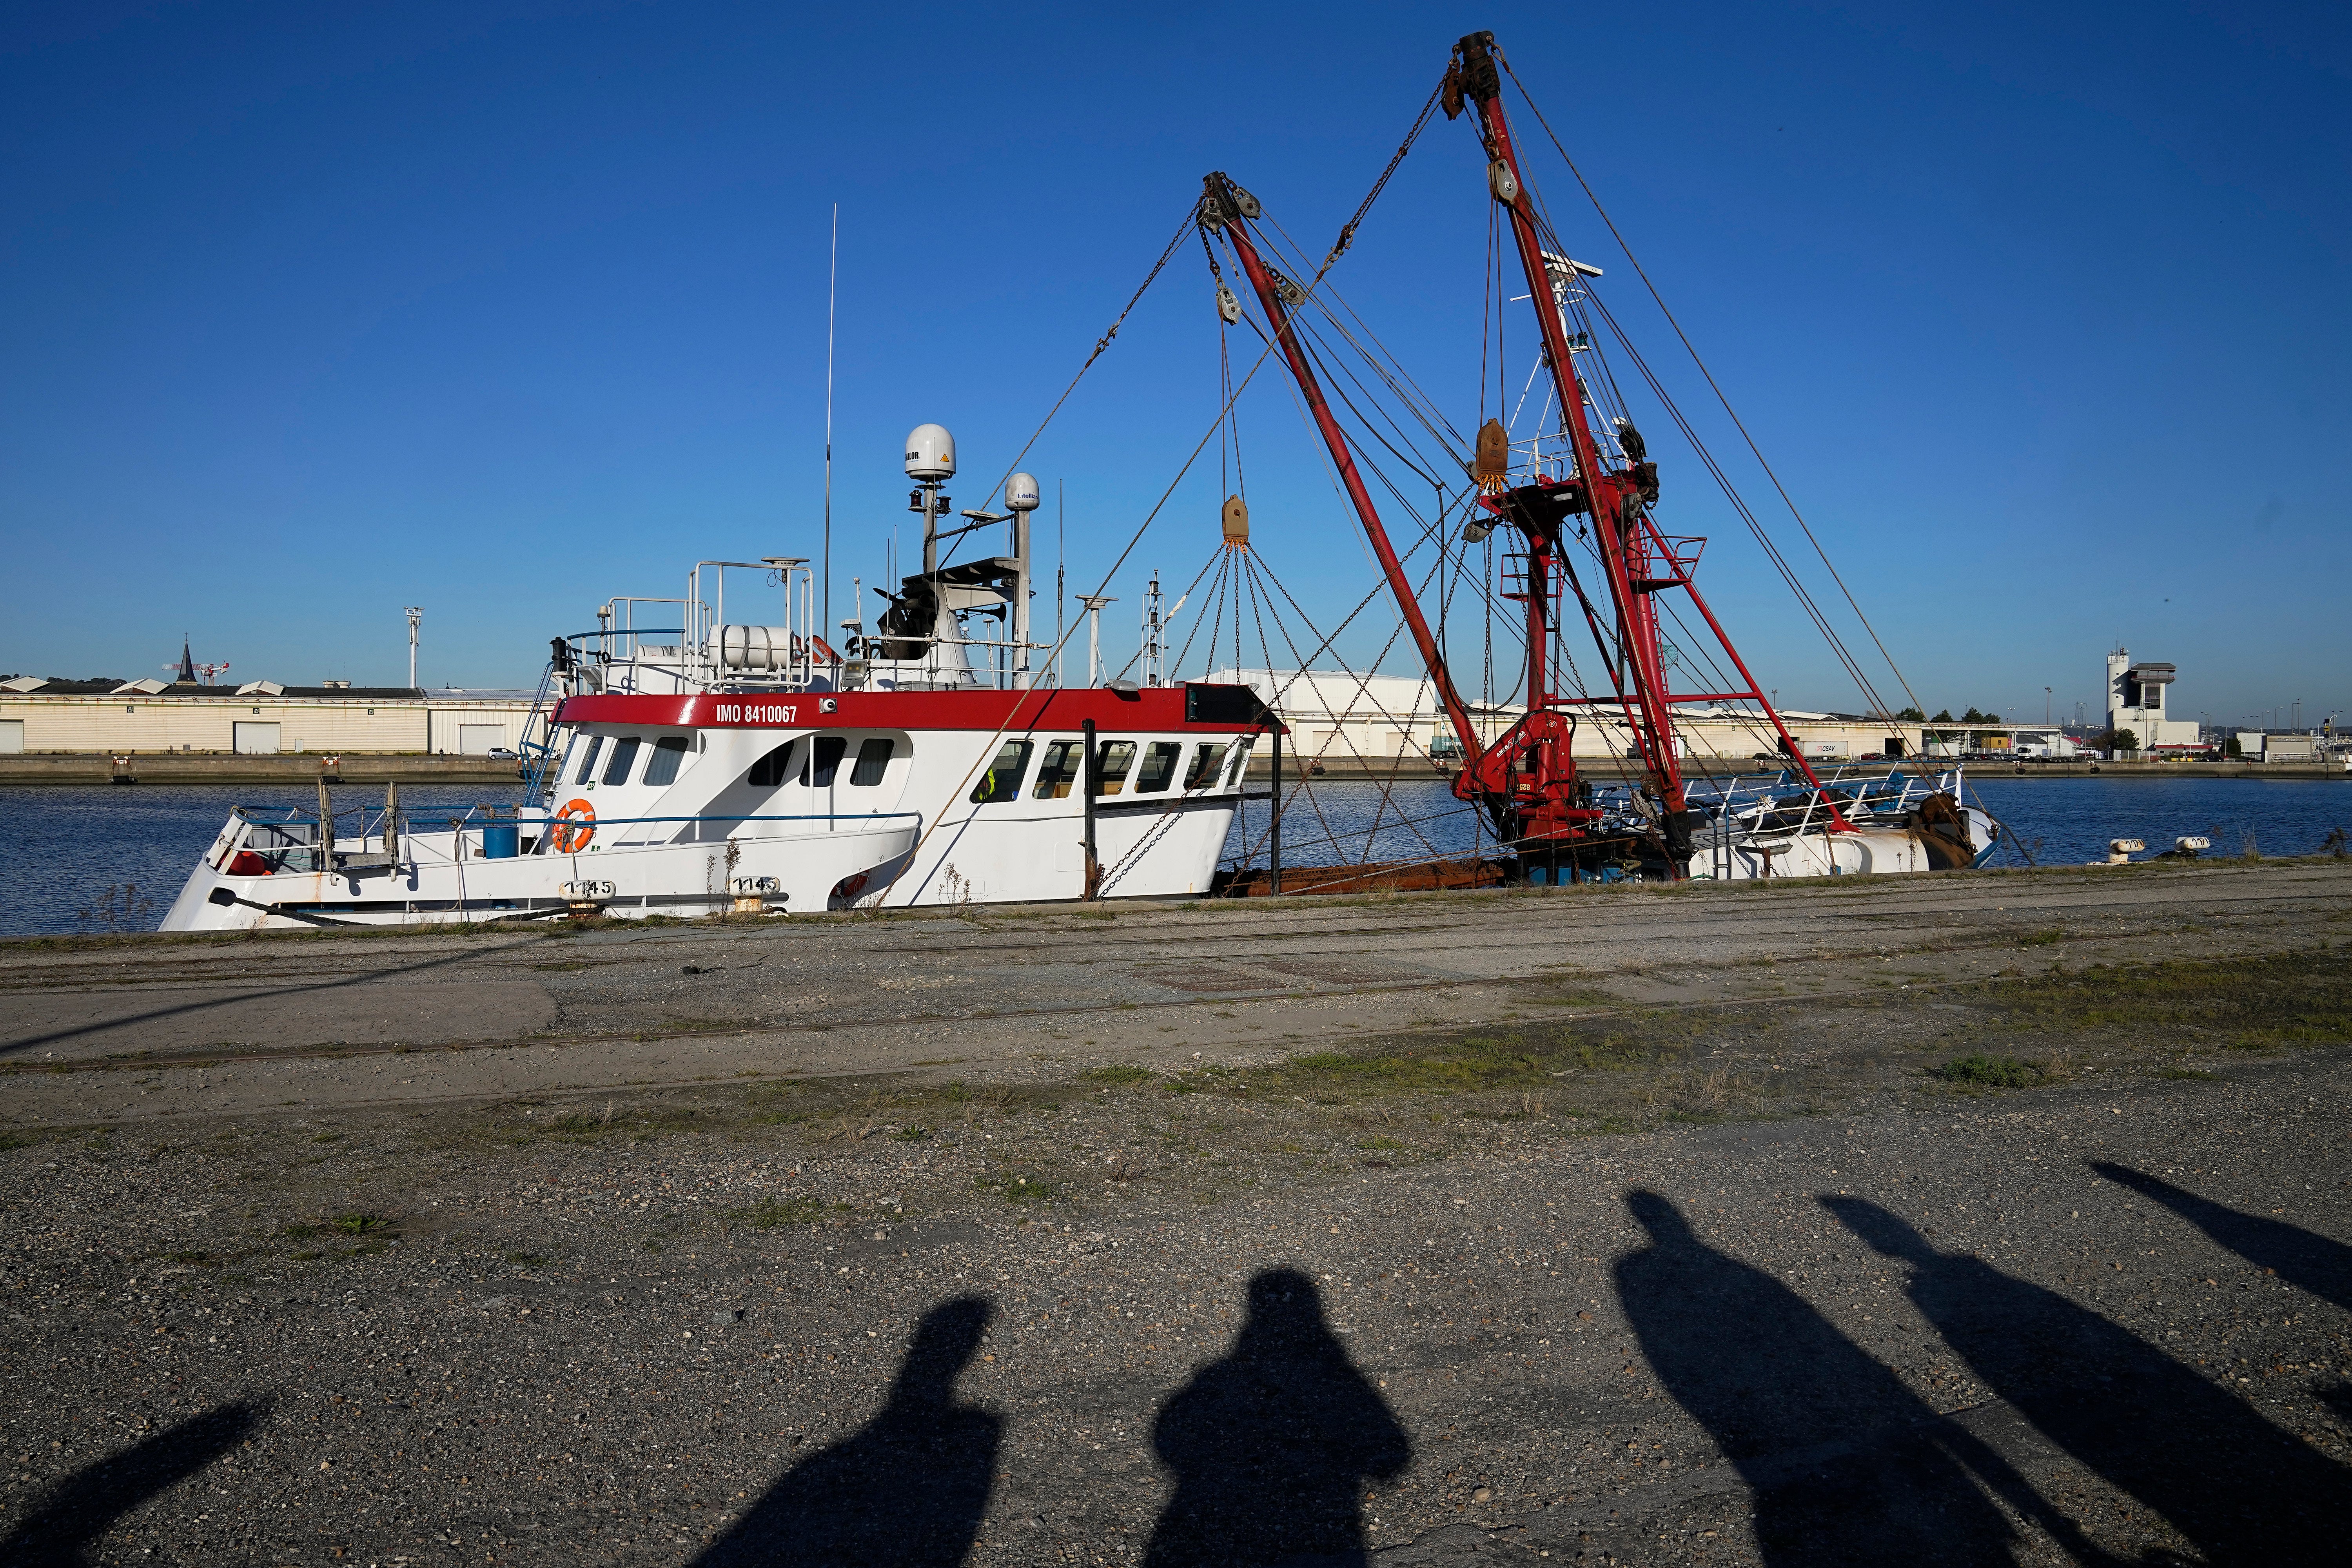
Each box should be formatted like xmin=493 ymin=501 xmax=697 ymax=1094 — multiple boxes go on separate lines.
xmin=3 ymin=860 xmax=2348 ymax=1564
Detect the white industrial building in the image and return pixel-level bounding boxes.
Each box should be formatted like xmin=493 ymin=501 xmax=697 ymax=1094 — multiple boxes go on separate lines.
xmin=2106 ymin=648 xmax=2201 ymax=753
xmin=1207 ymin=668 xmax=1916 ymax=764
xmin=0 ymin=677 xmax=537 ymax=756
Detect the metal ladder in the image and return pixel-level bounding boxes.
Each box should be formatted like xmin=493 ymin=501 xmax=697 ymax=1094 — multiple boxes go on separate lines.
xmin=514 ymin=654 xmax=566 ymax=802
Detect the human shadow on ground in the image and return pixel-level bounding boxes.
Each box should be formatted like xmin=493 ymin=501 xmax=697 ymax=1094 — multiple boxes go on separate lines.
xmin=1617 ymin=1191 xmax=2105 ymax=1568
xmin=0 ymin=1400 xmax=263 ymax=1566
xmin=1142 ymin=1268 xmax=1409 ymax=1568
xmin=1826 ymin=1196 xmax=2352 ymax=1566
xmin=2092 ymin=1160 xmax=2352 ymax=1312
xmin=696 ymin=1296 xmax=1000 ymax=1568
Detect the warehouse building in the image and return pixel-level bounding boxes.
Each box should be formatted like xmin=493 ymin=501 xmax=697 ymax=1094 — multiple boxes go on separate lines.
xmin=0 ymin=677 xmax=537 ymax=756
xmin=1208 ymin=668 xmax=1918 ymax=764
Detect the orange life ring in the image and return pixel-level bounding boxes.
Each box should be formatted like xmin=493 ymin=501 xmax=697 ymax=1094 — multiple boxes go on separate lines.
xmin=551 ymin=798 xmax=596 ymax=853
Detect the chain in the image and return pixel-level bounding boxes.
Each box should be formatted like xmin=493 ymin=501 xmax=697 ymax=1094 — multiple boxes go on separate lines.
xmin=1320 ymin=78 xmax=1447 ymax=278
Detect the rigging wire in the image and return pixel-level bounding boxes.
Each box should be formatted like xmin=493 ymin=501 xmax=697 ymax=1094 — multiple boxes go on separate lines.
xmin=936 ymin=206 xmax=1200 ymax=577
xmin=1499 ymin=54 xmax=1930 ymax=723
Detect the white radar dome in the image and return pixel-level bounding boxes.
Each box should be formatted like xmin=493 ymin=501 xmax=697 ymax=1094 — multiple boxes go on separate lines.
xmin=904 ymin=423 xmax=956 ymax=481
xmin=1005 ymin=472 xmax=1041 ymax=511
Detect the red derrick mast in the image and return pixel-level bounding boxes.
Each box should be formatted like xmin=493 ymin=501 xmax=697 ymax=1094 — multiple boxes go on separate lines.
xmin=1207 ymin=28 xmax=1848 ymax=880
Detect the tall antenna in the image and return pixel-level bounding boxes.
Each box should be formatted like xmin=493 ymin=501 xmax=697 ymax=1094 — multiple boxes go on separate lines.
xmin=1142 ymin=571 xmax=1165 ymax=686
xmin=822 ymin=203 xmax=838 ymax=636
xmin=404 ymin=606 xmax=423 ymax=689
xmin=1054 ymin=480 xmax=1066 ymax=688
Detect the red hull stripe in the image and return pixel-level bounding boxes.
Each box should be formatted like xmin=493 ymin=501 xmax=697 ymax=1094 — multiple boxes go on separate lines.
xmin=555 ymin=686 xmax=1264 ymax=733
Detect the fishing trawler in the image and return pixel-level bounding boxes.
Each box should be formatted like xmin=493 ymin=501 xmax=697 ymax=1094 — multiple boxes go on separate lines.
xmin=161 ymin=26 xmax=2001 ymax=931
xmin=160 ymin=433 xmax=1274 ymax=931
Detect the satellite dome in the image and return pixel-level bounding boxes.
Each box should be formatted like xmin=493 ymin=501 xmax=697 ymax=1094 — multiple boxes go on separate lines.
xmin=1005 ymin=472 xmax=1041 ymax=511
xmin=904 ymin=424 xmax=956 ymax=481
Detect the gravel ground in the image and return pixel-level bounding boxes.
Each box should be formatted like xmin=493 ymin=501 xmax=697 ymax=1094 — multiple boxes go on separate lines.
xmin=4 ymin=866 xmax=2350 ymax=1565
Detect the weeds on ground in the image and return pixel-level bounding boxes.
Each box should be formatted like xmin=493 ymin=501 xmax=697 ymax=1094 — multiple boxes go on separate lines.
xmin=1936 ymin=1054 xmax=2049 ymax=1090
xmin=731 ymin=1196 xmax=841 ymax=1230
xmin=1981 ymin=950 xmax=2351 ymax=1053
xmin=977 ymin=1171 xmax=1058 ymax=1205
xmin=281 ymin=1212 xmax=395 ymax=1259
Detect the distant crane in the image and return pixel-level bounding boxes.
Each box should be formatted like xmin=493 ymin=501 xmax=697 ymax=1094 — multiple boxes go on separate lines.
xmin=163 ymin=635 xmax=228 ymax=684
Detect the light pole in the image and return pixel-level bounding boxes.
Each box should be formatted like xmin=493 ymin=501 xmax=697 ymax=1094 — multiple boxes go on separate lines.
xmin=404 ymin=607 xmax=423 ymax=690
xmin=2043 ymin=687 xmax=2051 ymax=726
xmin=1077 ymin=595 xmax=1116 ymax=686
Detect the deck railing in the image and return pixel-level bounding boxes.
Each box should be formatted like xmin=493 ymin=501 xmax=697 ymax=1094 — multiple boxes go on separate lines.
xmin=219 ymin=805 xmax=920 ymax=876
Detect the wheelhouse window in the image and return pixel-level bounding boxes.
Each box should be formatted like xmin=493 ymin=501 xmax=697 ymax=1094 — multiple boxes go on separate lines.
xmin=600 ymin=736 xmax=642 ymax=786
xmin=850 ymin=737 xmax=895 ymax=786
xmin=970 ymin=740 xmax=1033 ymax=804
xmin=1221 ymin=740 xmax=1253 ymax=788
xmin=642 ymin=735 xmax=690 ymax=786
xmin=1134 ymin=741 xmax=1181 ymax=794
xmin=801 ymin=736 xmax=848 ymax=788
xmin=1183 ymin=742 xmax=1225 ymax=789
xmin=747 ymin=739 xmax=801 ymax=788
xmin=1093 ymin=740 xmax=1137 ymax=795
xmin=1032 ymin=740 xmax=1084 ymax=799
xmin=573 ymin=735 xmax=604 ymax=786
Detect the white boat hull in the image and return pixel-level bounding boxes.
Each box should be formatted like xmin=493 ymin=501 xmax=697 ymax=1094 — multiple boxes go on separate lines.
xmin=160 ymin=686 xmax=1262 ymax=931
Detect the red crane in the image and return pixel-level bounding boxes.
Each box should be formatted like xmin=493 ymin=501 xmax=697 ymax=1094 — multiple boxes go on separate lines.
xmin=1205 ymin=29 xmax=1850 ymax=880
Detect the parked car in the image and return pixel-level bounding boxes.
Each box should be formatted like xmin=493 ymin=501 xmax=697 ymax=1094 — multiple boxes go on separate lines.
xmin=486 ymin=747 xmax=519 ymax=760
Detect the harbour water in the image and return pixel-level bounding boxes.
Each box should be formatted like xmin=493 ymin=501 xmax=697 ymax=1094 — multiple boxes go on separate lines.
xmin=0 ymin=785 xmax=528 ymax=937
xmin=2 ymin=775 xmax=2345 ymax=936
xmin=1225 ymin=774 xmax=2352 ymax=880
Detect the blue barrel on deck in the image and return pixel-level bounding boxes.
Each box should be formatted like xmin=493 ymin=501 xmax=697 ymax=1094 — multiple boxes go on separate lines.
xmin=482 ymin=822 xmax=520 ymax=859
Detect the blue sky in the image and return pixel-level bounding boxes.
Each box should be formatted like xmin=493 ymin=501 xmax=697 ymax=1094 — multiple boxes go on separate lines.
xmin=3 ymin=1 xmax=2345 ymax=729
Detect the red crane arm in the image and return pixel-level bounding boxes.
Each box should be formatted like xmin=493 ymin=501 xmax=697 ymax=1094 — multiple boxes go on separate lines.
xmin=1454 ymin=32 xmax=1685 ymax=817
xmin=1205 ymin=177 xmax=1486 ymax=765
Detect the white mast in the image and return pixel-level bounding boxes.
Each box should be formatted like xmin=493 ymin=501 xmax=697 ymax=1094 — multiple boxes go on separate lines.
xmin=1007 ymin=473 xmax=1040 ymax=688
xmin=822 ymin=203 xmax=838 ymax=637
xmin=1054 ymin=481 xmax=1065 ymax=687
xmin=1078 ymin=594 xmax=1116 ymax=686
xmin=404 ymin=606 xmax=423 ymax=689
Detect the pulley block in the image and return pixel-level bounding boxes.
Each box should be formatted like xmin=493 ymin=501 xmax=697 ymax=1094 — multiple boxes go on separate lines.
xmin=1472 ymin=418 xmax=1510 ymax=492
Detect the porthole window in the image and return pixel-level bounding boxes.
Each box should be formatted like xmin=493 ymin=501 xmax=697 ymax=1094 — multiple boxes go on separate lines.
xmin=1135 ymin=742 xmax=1182 ymax=794
xmin=850 ymin=738 xmax=895 ymax=786
xmin=748 ymin=739 xmax=801 ymax=788
xmin=970 ymin=740 xmax=1033 ymax=804
xmin=1093 ymin=740 xmax=1136 ymax=795
xmin=1032 ymin=740 xmax=1083 ymax=799
xmin=801 ymin=736 xmax=848 ymax=788
xmin=643 ymin=735 xmax=690 ymax=786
